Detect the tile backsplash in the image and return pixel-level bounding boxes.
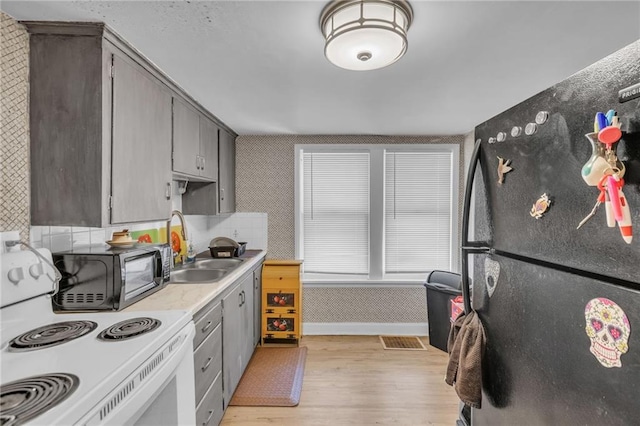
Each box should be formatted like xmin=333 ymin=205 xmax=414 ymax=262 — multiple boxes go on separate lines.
xmin=31 ymin=212 xmax=268 ymax=255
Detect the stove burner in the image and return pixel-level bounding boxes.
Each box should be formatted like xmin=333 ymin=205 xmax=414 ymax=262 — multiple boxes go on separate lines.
xmin=0 ymin=373 xmax=78 ymax=426
xmin=8 ymin=321 xmax=98 ymax=352
xmin=98 ymin=317 xmax=161 ymax=341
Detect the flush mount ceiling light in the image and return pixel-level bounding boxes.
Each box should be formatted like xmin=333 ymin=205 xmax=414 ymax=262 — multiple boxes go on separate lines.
xmin=320 ymin=0 xmax=413 ymax=71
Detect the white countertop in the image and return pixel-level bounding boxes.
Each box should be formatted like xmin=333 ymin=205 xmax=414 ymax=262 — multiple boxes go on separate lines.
xmin=124 ymin=250 xmax=267 ymax=315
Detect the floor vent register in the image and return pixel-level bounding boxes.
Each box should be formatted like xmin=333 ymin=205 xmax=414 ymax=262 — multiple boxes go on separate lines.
xmin=379 ymin=335 xmax=427 ymax=351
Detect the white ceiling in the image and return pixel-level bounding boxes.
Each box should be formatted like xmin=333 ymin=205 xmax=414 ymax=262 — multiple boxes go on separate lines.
xmin=2 ymin=1 xmax=639 ymax=136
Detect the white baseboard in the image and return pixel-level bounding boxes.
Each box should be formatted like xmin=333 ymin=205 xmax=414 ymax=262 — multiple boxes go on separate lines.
xmin=303 ymin=322 xmax=428 ymax=336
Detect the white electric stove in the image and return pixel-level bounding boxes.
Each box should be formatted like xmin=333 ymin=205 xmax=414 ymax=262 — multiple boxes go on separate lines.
xmin=0 ymin=248 xmax=196 ymax=425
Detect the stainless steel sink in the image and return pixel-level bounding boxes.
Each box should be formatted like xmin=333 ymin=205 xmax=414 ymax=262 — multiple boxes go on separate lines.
xmin=191 ymin=258 xmax=244 ymax=269
xmin=169 ymin=268 xmax=228 ymax=283
xmin=169 ymin=258 xmax=244 ymax=283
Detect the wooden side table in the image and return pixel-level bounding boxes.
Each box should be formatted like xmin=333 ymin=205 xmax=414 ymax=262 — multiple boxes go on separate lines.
xmin=261 ymin=260 xmax=303 ymax=345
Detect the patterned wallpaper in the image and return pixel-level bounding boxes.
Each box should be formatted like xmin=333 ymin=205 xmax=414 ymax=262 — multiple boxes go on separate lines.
xmin=236 ymin=134 xmax=465 ymax=259
xmin=0 ymin=13 xmax=30 ymax=241
xmin=236 ymin=135 xmax=465 ymax=325
xmin=304 ymin=286 xmax=428 ymax=323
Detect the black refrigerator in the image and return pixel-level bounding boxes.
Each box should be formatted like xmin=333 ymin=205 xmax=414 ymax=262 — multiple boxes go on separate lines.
xmin=461 ymin=40 xmax=640 ymax=425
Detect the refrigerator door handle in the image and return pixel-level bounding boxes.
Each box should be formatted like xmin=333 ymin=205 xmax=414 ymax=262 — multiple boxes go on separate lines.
xmin=462 ymin=246 xmax=493 ymax=253
xmin=460 ymin=137 xmax=490 ymax=314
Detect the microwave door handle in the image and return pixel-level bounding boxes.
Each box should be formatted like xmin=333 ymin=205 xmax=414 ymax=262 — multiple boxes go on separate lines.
xmin=155 ymin=251 xmax=163 ymax=283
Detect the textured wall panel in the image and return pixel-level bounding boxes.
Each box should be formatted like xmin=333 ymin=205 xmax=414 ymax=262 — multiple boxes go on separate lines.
xmin=236 ymin=135 xmax=465 ymax=260
xmin=0 ymin=13 xmax=30 ymax=240
xmin=236 ymin=134 xmax=464 ymax=324
xmin=303 ymin=286 xmax=428 ymax=323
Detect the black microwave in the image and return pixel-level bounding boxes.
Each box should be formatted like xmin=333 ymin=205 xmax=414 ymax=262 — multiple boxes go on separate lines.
xmin=52 ymin=244 xmax=171 ymax=311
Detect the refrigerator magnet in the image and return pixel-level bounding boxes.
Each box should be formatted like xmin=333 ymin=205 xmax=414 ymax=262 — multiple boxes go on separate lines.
xmin=484 ymin=258 xmax=500 ymax=298
xmin=584 ymin=298 xmax=630 ymax=368
xmin=530 ymin=193 xmax=551 ymax=219
xmin=497 ymin=157 xmax=513 ymax=185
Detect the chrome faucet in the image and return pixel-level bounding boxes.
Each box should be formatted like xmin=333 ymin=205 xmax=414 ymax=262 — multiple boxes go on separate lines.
xmin=167 ymin=210 xmax=188 ymax=267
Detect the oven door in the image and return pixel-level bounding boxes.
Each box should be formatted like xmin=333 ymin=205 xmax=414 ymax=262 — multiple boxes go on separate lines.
xmin=78 ymin=322 xmax=196 ymax=425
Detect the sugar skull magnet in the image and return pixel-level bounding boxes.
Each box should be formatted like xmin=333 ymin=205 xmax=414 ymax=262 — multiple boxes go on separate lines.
xmin=584 ymin=298 xmax=631 ymax=368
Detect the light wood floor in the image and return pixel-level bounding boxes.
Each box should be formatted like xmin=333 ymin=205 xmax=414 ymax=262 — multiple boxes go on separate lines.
xmin=221 ymin=335 xmax=459 ymax=426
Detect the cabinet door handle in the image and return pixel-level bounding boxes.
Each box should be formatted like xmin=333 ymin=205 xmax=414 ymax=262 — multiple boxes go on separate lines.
xmin=239 ymin=292 xmax=243 ymax=307
xmin=165 ymin=182 xmax=171 ymax=200
xmin=201 ymin=156 xmax=206 ymax=170
xmin=220 ymin=188 xmax=225 ymax=201
xmin=201 ymin=356 xmax=213 ymax=372
xmin=240 ymin=290 xmax=245 ymax=305
xmin=203 ymin=409 xmax=214 ymax=426
xmin=201 ymin=320 xmax=213 ymax=334
xmin=196 ymin=156 xmax=200 ymax=170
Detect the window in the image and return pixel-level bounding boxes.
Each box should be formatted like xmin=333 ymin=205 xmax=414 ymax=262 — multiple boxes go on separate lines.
xmin=302 ymin=152 xmax=369 ymax=275
xmin=295 ymin=144 xmax=459 ymax=282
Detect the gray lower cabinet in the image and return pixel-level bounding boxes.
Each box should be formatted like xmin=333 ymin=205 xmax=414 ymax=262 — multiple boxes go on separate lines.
xmin=26 ymin=22 xmax=173 ymax=227
xmin=253 ymin=265 xmax=263 ymax=346
xmin=218 ymin=129 xmax=236 ymax=213
xmin=191 ymin=260 xmax=263 ymax=423
xmin=196 ymin=373 xmax=223 ymax=426
xmin=193 ymin=301 xmax=223 ymax=426
xmin=222 ymin=271 xmax=254 ymax=406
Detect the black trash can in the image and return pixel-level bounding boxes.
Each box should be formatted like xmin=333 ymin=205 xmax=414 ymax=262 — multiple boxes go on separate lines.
xmin=424 ymin=270 xmax=462 ymax=352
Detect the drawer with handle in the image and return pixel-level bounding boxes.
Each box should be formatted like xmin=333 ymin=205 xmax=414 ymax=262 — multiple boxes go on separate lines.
xmin=193 ymin=301 xmax=222 ymax=349
xmin=194 ymin=322 xmax=222 ymax=404
xmin=196 ymin=371 xmax=223 ymax=426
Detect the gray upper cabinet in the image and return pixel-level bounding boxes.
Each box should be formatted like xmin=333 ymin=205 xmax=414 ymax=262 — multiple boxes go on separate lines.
xmin=26 ymin=22 xmax=236 ymax=226
xmin=172 ymin=98 xmax=219 ymax=182
xmin=218 ymin=129 xmax=236 ymax=213
xmin=172 ymin=97 xmax=201 ymax=177
xmin=26 ymin=22 xmax=173 ymax=226
xmin=111 ymin=53 xmax=172 ymax=223
xmin=199 ymin=116 xmax=219 ymax=181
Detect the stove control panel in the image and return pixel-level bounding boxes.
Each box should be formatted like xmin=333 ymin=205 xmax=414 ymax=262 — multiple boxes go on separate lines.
xmin=1 ymin=249 xmax=56 ymax=308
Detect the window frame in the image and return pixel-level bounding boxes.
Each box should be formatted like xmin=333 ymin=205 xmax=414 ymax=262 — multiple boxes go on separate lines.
xmin=295 ymin=144 xmax=460 ymax=284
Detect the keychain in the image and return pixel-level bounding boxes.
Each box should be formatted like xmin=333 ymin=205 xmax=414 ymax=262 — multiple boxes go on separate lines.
xmin=577 ymin=110 xmax=632 ymax=244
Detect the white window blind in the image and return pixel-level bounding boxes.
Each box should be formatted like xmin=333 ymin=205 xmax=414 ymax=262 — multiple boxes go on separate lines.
xmin=385 ymin=151 xmax=452 ymax=273
xmin=302 ymin=152 xmax=370 ymax=275
xmin=296 ymin=144 xmax=459 ymax=282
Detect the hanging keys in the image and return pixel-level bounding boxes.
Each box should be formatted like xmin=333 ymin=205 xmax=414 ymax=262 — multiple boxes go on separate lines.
xmin=577 ymin=191 xmax=604 ymax=229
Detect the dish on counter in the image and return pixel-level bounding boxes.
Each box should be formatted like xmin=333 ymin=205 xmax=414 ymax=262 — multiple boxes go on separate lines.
xmin=106 ymin=240 xmax=136 ymax=248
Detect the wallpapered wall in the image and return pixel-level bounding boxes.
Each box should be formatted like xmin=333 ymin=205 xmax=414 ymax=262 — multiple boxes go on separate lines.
xmin=236 ymin=135 xmax=466 ymax=326
xmin=0 ymin=13 xmax=30 ymax=241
